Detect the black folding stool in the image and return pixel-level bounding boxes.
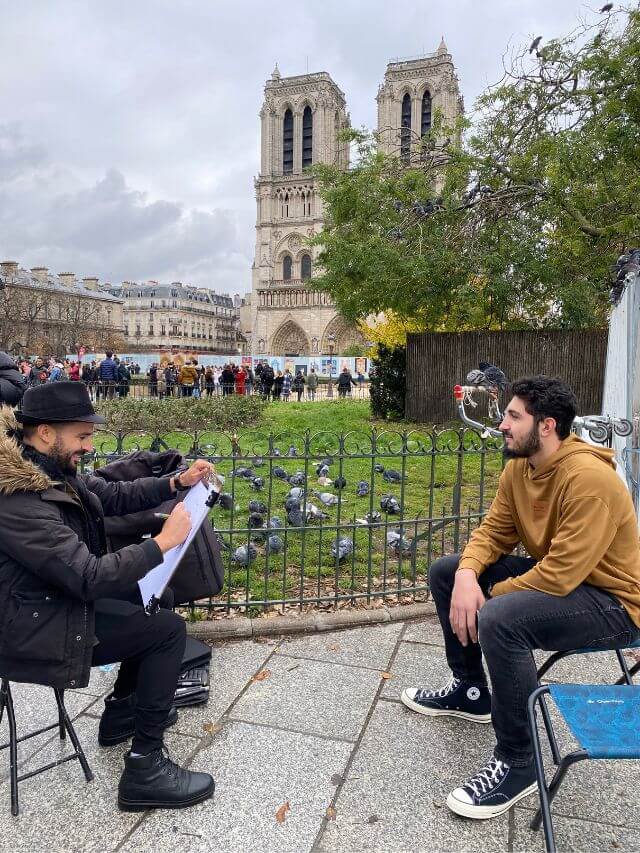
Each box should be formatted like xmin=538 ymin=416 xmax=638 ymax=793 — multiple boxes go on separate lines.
xmin=0 ymin=678 xmax=93 ymax=816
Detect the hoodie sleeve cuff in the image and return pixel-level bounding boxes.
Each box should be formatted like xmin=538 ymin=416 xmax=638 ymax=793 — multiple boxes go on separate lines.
xmin=456 ymin=557 xmax=485 ymax=576
xmin=140 ymin=538 xmax=164 ymax=570
xmin=489 ymin=578 xmax=516 ymax=597
xmin=158 ymin=477 xmax=174 ymax=501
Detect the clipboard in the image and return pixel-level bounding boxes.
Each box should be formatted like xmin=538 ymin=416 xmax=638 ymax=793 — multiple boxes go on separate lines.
xmin=138 ymin=479 xmax=220 ymax=615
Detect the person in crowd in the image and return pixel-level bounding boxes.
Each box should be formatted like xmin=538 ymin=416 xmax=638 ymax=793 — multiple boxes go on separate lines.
xmin=260 ymin=363 xmax=275 ymax=400
xmin=204 ymin=366 xmax=215 ymax=397
xmin=164 ymin=363 xmax=176 ymax=397
xmin=213 ymin=366 xmax=221 ymax=395
xmin=272 ymin=370 xmax=283 ymax=401
xmin=0 ymin=382 xmax=216 ymax=811
xmin=68 ymin=361 xmax=81 ymax=381
xmin=401 ymin=376 xmax=640 ymax=820
xmin=29 ymin=357 xmax=49 ymax=386
xmin=254 ymin=361 xmax=264 ymax=396
xmin=48 ymin=362 xmax=66 ymax=383
xmin=234 ymin=366 xmax=246 ymax=396
xmin=245 ymin=367 xmax=254 ymax=396
xmin=116 ymin=358 xmax=131 ymax=398
xmin=357 ymin=370 xmax=365 ymax=390
xmin=337 ymin=367 xmax=357 ymax=398
xmin=98 ymin=351 xmax=118 ymax=400
xmin=178 ymin=360 xmax=198 ymax=397
xmin=88 ymin=361 xmax=99 ymax=400
xmin=0 ymin=352 xmax=28 ymax=405
xmin=292 ymin=370 xmax=305 ymax=402
xmin=306 ymin=368 xmax=318 ymax=401
xmin=148 ymin=363 xmax=158 ymax=398
xmin=157 ymin=368 xmax=167 ymax=399
xmin=220 ymin=364 xmax=235 ymax=397
xmin=281 ymin=370 xmax=292 ymax=402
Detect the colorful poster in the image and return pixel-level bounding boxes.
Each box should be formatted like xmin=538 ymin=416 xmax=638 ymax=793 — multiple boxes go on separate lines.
xmin=355 ymin=357 xmax=367 ymax=375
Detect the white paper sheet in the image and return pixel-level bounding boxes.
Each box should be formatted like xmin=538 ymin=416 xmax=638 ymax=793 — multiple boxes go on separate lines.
xmin=138 ymin=480 xmax=216 ymax=609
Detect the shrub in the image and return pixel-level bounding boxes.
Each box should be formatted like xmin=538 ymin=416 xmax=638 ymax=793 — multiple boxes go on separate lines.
xmin=369 ymin=344 xmax=406 ymax=420
xmin=95 ymin=395 xmax=266 ymax=433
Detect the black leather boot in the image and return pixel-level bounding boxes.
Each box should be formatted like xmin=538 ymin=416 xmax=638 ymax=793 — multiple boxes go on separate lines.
xmin=118 ymin=748 xmax=215 ymax=811
xmin=98 ymin=693 xmax=178 ymax=746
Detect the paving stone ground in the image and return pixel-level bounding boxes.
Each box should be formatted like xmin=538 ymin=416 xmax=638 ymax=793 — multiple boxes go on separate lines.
xmin=2 ymin=605 xmax=639 ymax=853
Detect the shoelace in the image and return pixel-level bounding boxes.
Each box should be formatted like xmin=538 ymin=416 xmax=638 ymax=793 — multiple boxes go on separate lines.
xmin=155 ymin=748 xmax=186 ymax=783
xmin=463 ymin=757 xmax=506 ymax=798
xmin=415 ymin=675 xmax=460 ymax=702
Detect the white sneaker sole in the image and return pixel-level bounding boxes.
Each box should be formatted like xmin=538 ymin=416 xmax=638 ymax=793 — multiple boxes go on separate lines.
xmin=446 ymin=781 xmax=538 ymax=819
xmin=400 ymin=689 xmax=492 ymax=723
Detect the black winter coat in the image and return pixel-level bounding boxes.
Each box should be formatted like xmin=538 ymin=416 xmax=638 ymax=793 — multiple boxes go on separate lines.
xmin=0 ymin=352 xmax=27 ymax=405
xmin=0 ymin=407 xmax=172 ymax=689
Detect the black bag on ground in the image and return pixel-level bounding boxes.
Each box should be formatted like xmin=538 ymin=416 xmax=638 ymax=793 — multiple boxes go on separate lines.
xmin=94 ymin=450 xmax=224 ymax=603
xmin=175 ymin=636 xmax=211 ymax=707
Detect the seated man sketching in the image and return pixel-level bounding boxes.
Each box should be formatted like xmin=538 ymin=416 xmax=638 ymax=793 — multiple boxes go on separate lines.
xmin=402 ymin=376 xmax=640 ymax=819
xmin=0 ymin=382 xmax=215 ymax=811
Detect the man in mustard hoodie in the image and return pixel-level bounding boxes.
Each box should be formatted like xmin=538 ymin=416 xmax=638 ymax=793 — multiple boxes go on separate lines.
xmin=401 ymin=376 xmax=640 ymax=819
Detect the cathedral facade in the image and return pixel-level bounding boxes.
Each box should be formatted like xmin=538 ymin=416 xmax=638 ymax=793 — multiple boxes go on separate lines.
xmin=249 ymin=41 xmax=463 ymax=357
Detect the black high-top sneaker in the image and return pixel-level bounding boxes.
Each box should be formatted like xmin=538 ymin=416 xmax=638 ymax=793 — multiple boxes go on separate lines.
xmin=401 ymin=675 xmax=491 ymax=722
xmin=118 ymin=748 xmax=215 ymax=811
xmin=98 ymin=693 xmax=178 ymax=746
xmin=446 ymin=755 xmax=537 ymax=819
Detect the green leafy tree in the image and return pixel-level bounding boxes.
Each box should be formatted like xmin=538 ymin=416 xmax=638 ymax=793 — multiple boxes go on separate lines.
xmin=311 ymin=5 xmax=640 ymax=331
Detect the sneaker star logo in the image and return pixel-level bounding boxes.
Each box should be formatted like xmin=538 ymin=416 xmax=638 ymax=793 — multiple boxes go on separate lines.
xmin=467 ymin=687 xmax=481 ymax=701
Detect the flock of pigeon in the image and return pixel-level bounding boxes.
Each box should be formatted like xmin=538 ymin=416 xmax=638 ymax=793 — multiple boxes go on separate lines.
xmin=214 ymin=454 xmax=410 ymax=567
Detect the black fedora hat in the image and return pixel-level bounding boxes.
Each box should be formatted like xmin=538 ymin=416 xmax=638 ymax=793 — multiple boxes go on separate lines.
xmin=15 ymin=382 xmax=106 ymax=425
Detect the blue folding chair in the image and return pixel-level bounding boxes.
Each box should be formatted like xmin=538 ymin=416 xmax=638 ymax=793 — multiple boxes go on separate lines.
xmin=535 ymin=638 xmax=640 ymax=765
xmin=528 ymin=684 xmax=640 ymax=853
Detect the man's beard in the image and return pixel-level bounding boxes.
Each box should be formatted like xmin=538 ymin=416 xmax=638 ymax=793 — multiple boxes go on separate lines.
xmin=502 ymin=423 xmax=541 ymax=459
xmin=51 ymin=436 xmax=79 ymax=475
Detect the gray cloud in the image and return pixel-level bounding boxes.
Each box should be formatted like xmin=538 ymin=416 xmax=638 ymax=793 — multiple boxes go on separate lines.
xmin=0 ymin=0 xmax=591 ymax=293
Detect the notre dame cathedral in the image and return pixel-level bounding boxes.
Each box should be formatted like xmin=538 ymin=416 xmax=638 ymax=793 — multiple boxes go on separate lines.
xmin=249 ymin=39 xmax=463 ymax=357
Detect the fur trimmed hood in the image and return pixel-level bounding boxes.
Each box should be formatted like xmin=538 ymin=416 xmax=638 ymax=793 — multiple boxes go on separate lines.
xmin=0 ymin=406 xmax=56 ymax=495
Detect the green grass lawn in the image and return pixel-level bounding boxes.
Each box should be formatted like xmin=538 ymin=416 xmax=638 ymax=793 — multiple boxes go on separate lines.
xmin=92 ymin=400 xmax=503 ymax=613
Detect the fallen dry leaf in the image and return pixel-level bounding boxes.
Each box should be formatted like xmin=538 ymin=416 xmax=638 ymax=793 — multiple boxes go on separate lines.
xmin=380 ymin=671 xmax=393 ymax=680
xmin=252 ymin=669 xmax=271 ymax=682
xmin=326 ymin=806 xmax=337 ymax=821
xmin=202 ymin=722 xmax=223 ymax=735
xmin=275 ymin=801 xmax=291 ymax=824
xmin=328 ymin=644 xmax=340 ymax=651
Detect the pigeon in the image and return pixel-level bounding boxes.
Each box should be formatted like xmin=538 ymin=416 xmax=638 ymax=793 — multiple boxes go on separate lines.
xmin=393 ymin=199 xmax=404 ymax=211
xmin=232 ymin=544 xmax=258 ymax=565
xmin=273 ymin=466 xmax=288 ymax=480
xmin=248 ymin=512 xmax=264 ymax=529
xmin=478 ymin=361 xmax=509 ymax=390
xmin=218 ymin=492 xmax=234 ymax=510
xmin=316 ymin=464 xmax=330 ymax=477
xmin=380 ymin=494 xmax=401 ymax=515
xmin=253 ymin=457 xmax=265 ymax=467
xmin=331 ymin=537 xmax=354 ymax=562
xmin=287 ymin=487 xmax=305 ymax=501
xmin=315 ymin=491 xmax=340 ymax=506
xmin=304 ymin=502 xmax=329 ymax=521
xmin=383 ymin=469 xmax=403 ymax=483
xmin=251 ymin=529 xmax=266 ymax=544
xmin=272 ymin=448 xmax=282 ymax=457
xmin=373 ymin=464 xmax=385 ymax=474
xmin=287 ymin=445 xmax=298 ymax=457
xmin=250 ymin=477 xmax=264 ymax=491
xmin=333 ymin=476 xmax=347 ymax=489
xmin=529 ymin=36 xmax=542 ymax=54
xmin=600 ymin=3 xmax=613 ymax=11
xmin=317 ymin=476 xmax=333 ymax=487
xmin=386 ymin=529 xmax=412 ymax=553
xmin=465 ymin=368 xmax=487 ymax=386
xmin=285 ymin=496 xmax=302 ymax=512
xmin=231 ymin=467 xmax=251 ymax=479
xmin=321 ymin=457 xmax=333 ymax=468
xmin=266 ymin=534 xmax=284 ymax=554
xmin=288 ymin=471 xmax=306 ymax=486
xmin=365 ymin=511 xmax=382 ymax=524
xmin=268 ymin=516 xmax=283 ymax=529
xmin=248 ymin=500 xmax=268 ymax=515
xmin=287 ymin=508 xmax=305 ymax=527
xmin=356 ymin=480 xmax=370 ymax=497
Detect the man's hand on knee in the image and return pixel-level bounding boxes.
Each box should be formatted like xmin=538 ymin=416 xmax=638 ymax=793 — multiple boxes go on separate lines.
xmin=450 ymin=569 xmax=486 ymax=647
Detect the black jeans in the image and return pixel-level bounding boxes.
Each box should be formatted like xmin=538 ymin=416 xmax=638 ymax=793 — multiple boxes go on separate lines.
xmin=429 ymin=554 xmax=640 ymax=767
xmin=92 ymin=592 xmax=185 ymax=755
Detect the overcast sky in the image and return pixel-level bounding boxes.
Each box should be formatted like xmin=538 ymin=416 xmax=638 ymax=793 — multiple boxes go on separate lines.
xmin=0 ymin=0 xmax=595 ymax=295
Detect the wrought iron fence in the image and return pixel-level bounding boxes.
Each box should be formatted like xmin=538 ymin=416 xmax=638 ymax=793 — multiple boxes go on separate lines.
xmin=80 ymin=427 xmax=504 ymax=615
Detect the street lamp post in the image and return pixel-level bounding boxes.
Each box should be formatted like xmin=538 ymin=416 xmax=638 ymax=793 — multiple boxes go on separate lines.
xmin=327 ymin=334 xmax=336 ymax=398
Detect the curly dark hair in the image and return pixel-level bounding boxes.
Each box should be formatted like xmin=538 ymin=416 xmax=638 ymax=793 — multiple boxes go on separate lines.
xmin=509 ymin=376 xmax=578 ymax=440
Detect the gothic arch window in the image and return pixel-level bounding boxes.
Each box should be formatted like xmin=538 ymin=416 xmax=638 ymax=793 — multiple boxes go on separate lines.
xmin=283 ymin=109 xmax=294 ymax=174
xmin=421 ymin=90 xmax=432 ymax=136
xmin=281 ymin=192 xmax=290 ymax=218
xmin=401 ymin=93 xmax=412 ymax=162
xmin=283 ymin=254 xmax=293 ymax=280
xmin=302 ymin=105 xmax=313 ymax=168
xmin=300 ymin=254 xmax=312 ymax=280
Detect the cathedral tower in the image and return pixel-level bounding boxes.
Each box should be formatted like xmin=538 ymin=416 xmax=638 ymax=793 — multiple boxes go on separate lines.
xmin=250 ymin=68 xmax=362 ymax=357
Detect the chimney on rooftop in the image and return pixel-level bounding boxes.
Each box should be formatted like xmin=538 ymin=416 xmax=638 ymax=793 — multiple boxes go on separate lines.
xmin=58 ymin=272 xmax=76 ymax=288
xmin=31 ymin=266 xmax=49 ymax=283
xmin=1 ymin=261 xmax=19 ymax=277
xmin=82 ymin=276 xmax=99 ymax=291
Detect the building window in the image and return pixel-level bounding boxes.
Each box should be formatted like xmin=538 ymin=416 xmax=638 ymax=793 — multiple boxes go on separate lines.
xmin=301 ymin=254 xmax=312 ymax=280
xmin=302 ymin=105 xmax=313 ymax=168
xmin=283 ymin=255 xmax=293 ymax=280
xmin=283 ymin=109 xmax=294 ymax=174
xmin=421 ymin=90 xmax=432 ymax=136
xmin=401 ymin=93 xmax=412 ymax=162
xmin=280 ymin=192 xmax=290 ymax=218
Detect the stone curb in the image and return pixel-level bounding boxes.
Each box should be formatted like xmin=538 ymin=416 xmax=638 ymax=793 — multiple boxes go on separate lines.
xmin=186 ymin=601 xmax=434 ymax=642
